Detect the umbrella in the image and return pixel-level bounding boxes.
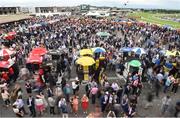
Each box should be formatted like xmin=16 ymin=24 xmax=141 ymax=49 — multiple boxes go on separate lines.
xmin=3 ymin=33 xmax=15 ymax=40
xmin=128 ymin=60 xmax=141 ymax=67
xmin=0 ymin=48 xmax=15 ymax=61
xmin=30 ymin=47 xmax=47 ymax=56
xmin=172 ymin=51 xmax=180 ymax=56
xmin=26 ymin=55 xmax=43 ymax=64
xmin=96 ymin=32 xmax=111 ymax=37
xmin=79 ymin=49 xmax=93 ymax=56
xmin=165 ymin=62 xmax=173 ymax=69
xmin=163 ymin=25 xmax=172 ymax=29
xmin=8 ymin=31 xmax=16 ymax=36
xmin=76 ymin=56 xmax=95 ymax=66
xmin=92 ymin=47 xmax=106 ymax=53
xmin=0 ymin=59 xmax=14 ymax=68
xmin=132 ymin=47 xmax=146 ymax=55
xmin=165 ymin=50 xmax=175 ymax=56
xmin=119 ymin=47 xmax=132 ymax=52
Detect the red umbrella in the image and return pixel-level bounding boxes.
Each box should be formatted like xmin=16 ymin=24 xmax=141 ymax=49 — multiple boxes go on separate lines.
xmin=30 ymin=47 xmax=47 ymax=56
xmin=26 ymin=55 xmax=43 ymax=64
xmin=0 ymin=48 xmax=15 ymax=61
xmin=8 ymin=31 xmax=16 ymax=36
xmin=0 ymin=59 xmax=14 ymax=68
xmin=3 ymin=34 xmax=14 ymax=40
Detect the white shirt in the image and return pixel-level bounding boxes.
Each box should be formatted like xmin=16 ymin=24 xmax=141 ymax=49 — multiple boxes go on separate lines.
xmin=162 ymin=97 xmax=171 ymax=106
xmin=72 ymin=81 xmax=78 ymax=89
xmin=111 ymin=83 xmax=119 ymax=91
xmin=58 ymin=98 xmax=66 ymax=108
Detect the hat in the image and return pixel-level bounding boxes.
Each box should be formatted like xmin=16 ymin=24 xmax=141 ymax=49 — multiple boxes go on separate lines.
xmin=75 ymin=77 xmax=79 ymax=81
xmin=105 ymin=91 xmax=109 ymax=95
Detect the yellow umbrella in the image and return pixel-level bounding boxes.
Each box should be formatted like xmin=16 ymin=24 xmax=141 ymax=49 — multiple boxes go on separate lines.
xmin=165 ymin=50 xmax=175 ymax=56
xmin=76 ymin=56 xmax=95 ymax=66
xmin=79 ymin=49 xmax=93 ymax=56
xmin=172 ymin=51 xmax=180 ymax=56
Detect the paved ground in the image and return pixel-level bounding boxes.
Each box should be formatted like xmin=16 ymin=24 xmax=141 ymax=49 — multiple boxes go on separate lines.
xmin=0 ymin=65 xmax=179 ymax=117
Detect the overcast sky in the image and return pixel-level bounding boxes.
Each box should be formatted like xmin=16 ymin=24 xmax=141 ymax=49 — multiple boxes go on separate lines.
xmin=0 ymin=0 xmax=180 ymax=9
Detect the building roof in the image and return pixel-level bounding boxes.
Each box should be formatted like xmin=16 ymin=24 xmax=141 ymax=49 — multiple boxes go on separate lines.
xmin=0 ymin=14 xmax=31 ymax=24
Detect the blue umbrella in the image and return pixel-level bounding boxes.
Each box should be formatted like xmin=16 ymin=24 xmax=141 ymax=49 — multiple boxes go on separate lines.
xmin=163 ymin=25 xmax=172 ymax=29
xmin=93 ymin=47 xmax=106 ymax=53
xmin=165 ymin=63 xmax=173 ymax=69
xmin=119 ymin=47 xmax=132 ymax=52
xmin=155 ymin=59 xmax=160 ymax=65
xmin=132 ymin=47 xmax=146 ymax=55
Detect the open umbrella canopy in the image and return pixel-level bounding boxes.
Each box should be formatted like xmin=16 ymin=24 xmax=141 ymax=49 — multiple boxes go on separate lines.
xmin=92 ymin=47 xmax=106 ymax=53
xmin=96 ymin=32 xmax=111 ymax=37
xmin=0 ymin=59 xmax=14 ymax=68
xmin=8 ymin=31 xmax=16 ymax=36
xmin=3 ymin=33 xmax=15 ymax=40
xmin=30 ymin=47 xmax=47 ymax=56
xmin=132 ymin=47 xmax=146 ymax=55
xmin=76 ymin=56 xmax=95 ymax=66
xmin=165 ymin=62 xmax=173 ymax=69
xmin=163 ymin=25 xmax=172 ymax=29
xmin=172 ymin=51 xmax=180 ymax=56
xmin=26 ymin=55 xmax=43 ymax=64
xmin=165 ymin=50 xmax=176 ymax=56
xmin=0 ymin=48 xmax=15 ymax=61
xmin=128 ymin=60 xmax=141 ymax=67
xmin=119 ymin=47 xmax=132 ymax=52
xmin=79 ymin=49 xmax=93 ymax=56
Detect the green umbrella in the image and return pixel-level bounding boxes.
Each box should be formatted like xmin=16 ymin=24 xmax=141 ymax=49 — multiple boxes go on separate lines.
xmin=96 ymin=32 xmax=111 ymax=37
xmin=128 ymin=60 xmax=141 ymax=67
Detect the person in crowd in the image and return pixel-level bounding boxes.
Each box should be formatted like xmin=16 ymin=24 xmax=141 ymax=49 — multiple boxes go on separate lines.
xmin=35 ymin=95 xmax=44 ymax=116
xmin=72 ymin=95 xmax=79 ymax=116
xmin=48 ymin=96 xmax=56 ymax=115
xmin=81 ymin=94 xmax=89 ymax=114
xmin=171 ymin=79 xmax=179 ymax=94
xmin=14 ymin=96 xmax=27 ymax=115
xmin=59 ymin=97 xmax=68 ymax=118
xmin=25 ymin=81 xmax=32 ymax=94
xmin=12 ymin=104 xmax=24 ymax=117
xmin=63 ymin=84 xmax=72 ymax=102
xmin=174 ymin=100 xmax=180 ymax=117
xmin=27 ymin=95 xmax=36 ymax=117
xmin=90 ymin=85 xmax=98 ymax=105
xmin=1 ymin=89 xmax=11 ymax=107
xmin=161 ymin=95 xmax=172 ymax=115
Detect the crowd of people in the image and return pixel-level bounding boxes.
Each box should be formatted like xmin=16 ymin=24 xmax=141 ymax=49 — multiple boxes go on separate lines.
xmin=0 ymin=15 xmax=180 ymax=117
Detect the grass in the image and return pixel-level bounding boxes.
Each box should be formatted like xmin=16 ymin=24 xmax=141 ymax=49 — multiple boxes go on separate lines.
xmin=128 ymin=12 xmax=180 ymax=29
